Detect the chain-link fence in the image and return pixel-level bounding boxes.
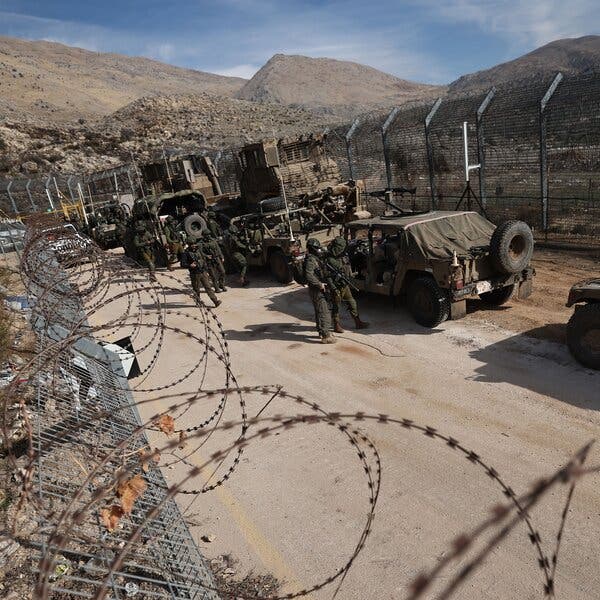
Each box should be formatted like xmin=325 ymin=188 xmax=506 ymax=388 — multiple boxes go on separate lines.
xmin=1 ymin=71 xmax=598 ymax=243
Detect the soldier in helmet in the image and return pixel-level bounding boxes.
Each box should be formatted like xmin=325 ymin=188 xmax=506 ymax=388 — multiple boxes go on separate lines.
xmin=303 ymin=238 xmax=335 ymax=344
xmin=133 ymin=220 xmax=156 ymax=280
xmin=325 ymin=236 xmax=369 ymax=332
xmin=207 ymin=209 xmax=222 ymax=239
xmin=201 ymin=229 xmax=227 ymax=292
xmin=227 ymin=223 xmax=250 ymax=286
xmin=163 ymin=215 xmax=184 ymax=270
xmin=181 ymin=236 xmax=221 ymax=307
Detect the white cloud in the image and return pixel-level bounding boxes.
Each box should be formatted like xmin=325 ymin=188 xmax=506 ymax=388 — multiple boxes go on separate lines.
xmin=422 ymin=0 xmax=599 ymax=49
xmin=214 ymin=63 xmax=259 ymax=79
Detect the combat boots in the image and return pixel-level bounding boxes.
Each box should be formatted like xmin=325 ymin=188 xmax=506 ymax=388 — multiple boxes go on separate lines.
xmin=333 ymin=318 xmax=345 ymax=334
xmin=320 ymin=335 xmax=336 ymax=344
xmin=353 ymin=315 xmax=369 ymax=329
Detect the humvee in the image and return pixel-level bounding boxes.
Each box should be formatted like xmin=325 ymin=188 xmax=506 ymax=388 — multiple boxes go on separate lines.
xmin=342 ymin=211 xmax=535 ymax=327
xmin=228 ymin=203 xmax=342 ymax=283
xmin=566 ymin=278 xmax=600 ymax=370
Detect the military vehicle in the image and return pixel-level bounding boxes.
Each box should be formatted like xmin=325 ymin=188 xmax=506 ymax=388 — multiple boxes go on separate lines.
xmin=566 ymin=279 xmax=600 ymax=370
xmin=123 ymin=190 xmax=211 ymax=267
xmin=228 ymin=203 xmax=342 ymax=283
xmin=90 ymin=202 xmax=128 ymax=249
xmin=338 ymin=211 xmax=534 ymax=327
xmin=225 ymin=136 xmax=370 ymax=282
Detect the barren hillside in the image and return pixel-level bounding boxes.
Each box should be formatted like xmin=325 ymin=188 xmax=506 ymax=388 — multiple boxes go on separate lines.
xmin=0 ymin=93 xmax=332 ymax=176
xmin=450 ymin=35 xmax=600 ymax=93
xmin=0 ymin=36 xmax=246 ymax=123
xmin=236 ymin=54 xmax=443 ymax=118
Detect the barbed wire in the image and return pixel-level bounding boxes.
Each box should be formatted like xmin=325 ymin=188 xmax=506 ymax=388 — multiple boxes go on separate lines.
xmin=1 ymin=218 xmax=597 ymax=599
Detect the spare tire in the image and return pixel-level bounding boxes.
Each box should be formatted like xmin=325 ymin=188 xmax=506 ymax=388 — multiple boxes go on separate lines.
xmin=489 ymin=220 xmax=534 ymax=274
xmin=260 ymin=197 xmax=287 ymax=213
xmin=184 ymin=214 xmax=207 ymax=239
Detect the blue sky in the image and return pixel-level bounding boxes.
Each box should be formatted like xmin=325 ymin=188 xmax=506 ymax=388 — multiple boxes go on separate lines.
xmin=0 ymin=1 xmax=598 ymax=83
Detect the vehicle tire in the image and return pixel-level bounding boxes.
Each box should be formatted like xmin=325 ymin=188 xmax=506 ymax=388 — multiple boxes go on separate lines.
xmin=269 ymin=250 xmax=293 ymax=284
xmin=489 ymin=220 xmax=534 ymax=275
xmin=407 ymin=277 xmax=450 ymax=328
xmin=260 ymin=197 xmax=286 ymax=213
xmin=183 ymin=214 xmax=207 ymax=239
xmin=566 ymin=303 xmax=600 ymax=370
xmin=480 ymin=284 xmax=515 ymax=306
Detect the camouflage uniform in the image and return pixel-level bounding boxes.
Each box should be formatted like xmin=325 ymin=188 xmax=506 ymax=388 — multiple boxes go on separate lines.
xmin=207 ymin=211 xmax=222 ymax=238
xmin=325 ymin=236 xmax=368 ymax=332
xmin=163 ymin=217 xmax=184 ymax=269
xmin=201 ymin=231 xmax=227 ymax=292
xmin=304 ymin=238 xmax=334 ymax=343
xmin=133 ymin=223 xmax=156 ymax=277
xmin=182 ymin=239 xmax=221 ymax=307
xmin=228 ymin=224 xmax=249 ymax=286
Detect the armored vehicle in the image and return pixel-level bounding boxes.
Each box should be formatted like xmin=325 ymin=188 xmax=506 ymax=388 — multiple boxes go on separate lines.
xmin=341 ymin=212 xmax=535 ymax=327
xmin=566 ymin=279 xmax=600 ymax=370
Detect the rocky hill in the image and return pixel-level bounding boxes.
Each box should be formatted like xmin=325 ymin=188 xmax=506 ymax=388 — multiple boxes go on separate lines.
xmin=449 ymin=35 xmax=600 ymax=93
xmin=236 ymin=54 xmax=443 ymax=118
xmin=0 ymin=36 xmax=246 ymax=123
xmin=0 ymin=93 xmax=332 ymax=176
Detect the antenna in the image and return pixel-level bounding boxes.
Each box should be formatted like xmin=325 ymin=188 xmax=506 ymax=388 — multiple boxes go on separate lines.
xmin=455 ymin=121 xmax=487 ymax=217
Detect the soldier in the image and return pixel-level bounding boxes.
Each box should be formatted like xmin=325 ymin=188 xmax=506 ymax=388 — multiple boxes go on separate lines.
xmin=207 ymin=209 xmax=222 ymax=238
xmin=133 ymin=221 xmax=156 ymax=280
xmin=201 ymin=230 xmax=227 ymax=292
xmin=182 ymin=237 xmax=221 ymax=307
xmin=227 ymin=223 xmax=250 ymax=287
xmin=325 ymin=236 xmax=369 ymax=333
xmin=163 ymin=216 xmax=184 ymax=270
xmin=304 ymin=238 xmax=335 ymax=344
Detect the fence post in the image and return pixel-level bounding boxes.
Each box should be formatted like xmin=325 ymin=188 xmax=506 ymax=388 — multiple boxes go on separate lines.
xmin=25 ymin=179 xmax=36 ymax=210
xmin=424 ymin=97 xmax=442 ymax=209
xmin=66 ymin=176 xmax=76 ymax=202
xmin=6 ymin=180 xmax=18 ymax=214
xmin=381 ymin=107 xmax=400 ymax=189
xmin=45 ymin=176 xmax=55 ymax=211
xmin=345 ymin=117 xmax=360 ymax=181
xmin=476 ymin=88 xmax=495 ymax=208
xmin=539 ymin=72 xmax=563 ymax=232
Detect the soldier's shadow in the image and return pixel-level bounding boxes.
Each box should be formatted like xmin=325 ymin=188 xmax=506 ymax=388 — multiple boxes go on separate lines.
xmin=223 ymin=321 xmax=319 ymax=343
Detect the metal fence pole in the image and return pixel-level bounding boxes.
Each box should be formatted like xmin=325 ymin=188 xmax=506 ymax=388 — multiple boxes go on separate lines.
xmin=345 ymin=117 xmax=360 ymax=181
xmin=381 ymin=107 xmax=400 ymax=189
xmin=25 ymin=179 xmax=36 ymax=210
xmin=44 ymin=176 xmax=55 ymax=211
xmin=424 ymin=98 xmax=442 ymax=209
xmin=6 ymin=180 xmax=18 ymax=214
xmin=475 ymin=88 xmax=495 ymax=208
xmin=539 ymin=72 xmax=563 ymax=232
xmin=66 ymin=176 xmax=76 ymax=202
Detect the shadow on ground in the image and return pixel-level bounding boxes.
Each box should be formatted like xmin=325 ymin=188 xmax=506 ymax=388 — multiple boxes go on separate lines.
xmin=469 ymin=324 xmax=599 ymax=410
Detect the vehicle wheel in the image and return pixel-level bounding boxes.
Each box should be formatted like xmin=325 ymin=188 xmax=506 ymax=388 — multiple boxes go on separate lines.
xmin=567 ymin=304 xmax=600 ymax=370
xmin=269 ymin=250 xmax=293 ymax=284
xmin=489 ymin=220 xmax=534 ymax=275
xmin=184 ymin=214 xmax=207 ymax=239
xmin=407 ymin=277 xmax=450 ymax=328
xmin=480 ymin=284 xmax=514 ymax=306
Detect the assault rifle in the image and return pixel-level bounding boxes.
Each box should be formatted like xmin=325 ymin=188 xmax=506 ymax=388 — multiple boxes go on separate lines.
xmin=320 ymin=253 xmax=359 ymax=291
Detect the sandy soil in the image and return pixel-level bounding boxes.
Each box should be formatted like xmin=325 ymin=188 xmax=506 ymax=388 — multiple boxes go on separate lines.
xmin=465 ymin=246 xmax=600 ymax=343
xmin=85 ymin=244 xmax=600 ymax=600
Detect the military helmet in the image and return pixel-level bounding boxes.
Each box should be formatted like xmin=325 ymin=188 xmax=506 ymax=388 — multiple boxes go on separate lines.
xmin=186 ymin=235 xmax=198 ymax=246
xmin=306 ymin=238 xmax=321 ymax=251
xmin=329 ymin=236 xmax=347 ymax=257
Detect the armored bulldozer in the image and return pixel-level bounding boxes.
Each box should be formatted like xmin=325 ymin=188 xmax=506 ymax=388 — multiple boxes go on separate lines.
xmin=566 ymin=279 xmax=600 ymax=370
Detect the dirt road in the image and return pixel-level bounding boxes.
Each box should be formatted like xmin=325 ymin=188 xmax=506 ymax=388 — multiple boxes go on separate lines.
xmin=84 ymin=245 xmax=600 ymax=600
